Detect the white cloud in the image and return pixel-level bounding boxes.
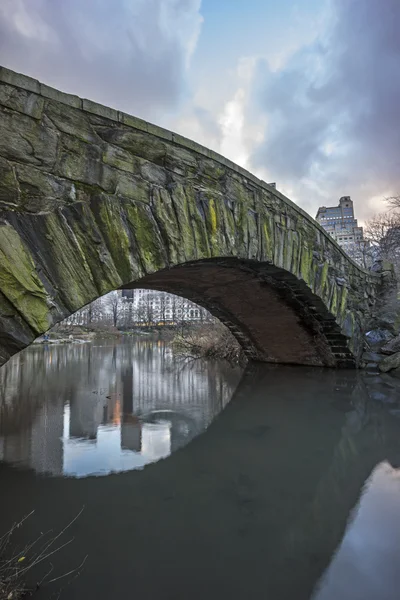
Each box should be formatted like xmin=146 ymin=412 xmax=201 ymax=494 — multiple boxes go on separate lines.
xmin=247 ymin=0 xmax=400 ymax=222
xmin=1 ymin=0 xmax=395 ymax=225
xmin=0 ymin=0 xmax=203 ymax=119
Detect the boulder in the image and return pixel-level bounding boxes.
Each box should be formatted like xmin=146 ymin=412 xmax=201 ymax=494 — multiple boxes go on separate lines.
xmin=361 ymin=351 xmax=384 ymax=363
xmin=381 ymin=334 xmax=400 ymax=355
xmin=379 ymin=352 xmax=400 ymax=373
xmin=365 ymin=328 xmax=394 ymax=349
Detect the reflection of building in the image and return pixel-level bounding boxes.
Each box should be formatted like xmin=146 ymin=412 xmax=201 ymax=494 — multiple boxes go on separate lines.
xmin=0 ymin=432 xmax=32 ymax=467
xmin=30 ymin=403 xmax=64 ymax=474
xmin=69 ymin=394 xmax=104 ymax=440
xmin=121 ymin=416 xmax=142 ymax=452
xmin=141 ymin=422 xmax=171 ymax=461
xmin=0 ymin=402 xmax=64 ymax=476
xmin=0 ymin=338 xmax=241 ymax=477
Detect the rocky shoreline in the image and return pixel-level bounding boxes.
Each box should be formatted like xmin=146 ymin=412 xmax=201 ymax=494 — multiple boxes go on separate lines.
xmin=362 ymin=329 xmax=400 ymax=376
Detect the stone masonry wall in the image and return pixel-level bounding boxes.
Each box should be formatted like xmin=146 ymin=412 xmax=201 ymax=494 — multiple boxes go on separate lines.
xmin=0 ymin=66 xmax=387 ymax=366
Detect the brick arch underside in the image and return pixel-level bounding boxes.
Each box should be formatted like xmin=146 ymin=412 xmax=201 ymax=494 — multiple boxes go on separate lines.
xmin=124 ymin=258 xmax=356 ymax=368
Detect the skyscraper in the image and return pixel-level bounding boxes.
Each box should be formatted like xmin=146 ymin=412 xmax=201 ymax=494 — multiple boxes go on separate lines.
xmin=315 ymin=197 xmax=370 ymax=266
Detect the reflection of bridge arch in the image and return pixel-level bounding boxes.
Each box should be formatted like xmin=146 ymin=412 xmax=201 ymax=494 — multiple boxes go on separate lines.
xmin=1 ymin=364 xmax=400 ymax=597
xmin=0 ymin=67 xmax=391 ymax=368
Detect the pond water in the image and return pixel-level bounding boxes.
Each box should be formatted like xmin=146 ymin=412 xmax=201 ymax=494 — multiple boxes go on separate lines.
xmin=0 ymin=339 xmax=241 ymax=477
xmin=1 ymin=338 xmax=400 ymax=599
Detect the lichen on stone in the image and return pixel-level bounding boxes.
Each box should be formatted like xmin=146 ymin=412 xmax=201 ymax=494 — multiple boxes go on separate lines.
xmin=0 ymin=223 xmax=50 ymax=332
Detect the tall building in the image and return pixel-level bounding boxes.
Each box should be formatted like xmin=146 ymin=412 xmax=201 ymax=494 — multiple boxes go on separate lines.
xmin=315 ymin=196 xmax=370 ymax=266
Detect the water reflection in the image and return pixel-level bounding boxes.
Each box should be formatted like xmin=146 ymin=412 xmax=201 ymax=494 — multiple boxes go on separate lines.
xmin=314 ymin=462 xmax=400 ymax=600
xmin=1 ymin=351 xmax=400 ymax=598
xmin=0 ymin=340 xmax=242 ymax=476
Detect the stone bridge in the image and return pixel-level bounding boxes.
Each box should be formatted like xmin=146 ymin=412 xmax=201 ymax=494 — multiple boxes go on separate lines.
xmin=0 ymin=66 xmax=392 ymax=367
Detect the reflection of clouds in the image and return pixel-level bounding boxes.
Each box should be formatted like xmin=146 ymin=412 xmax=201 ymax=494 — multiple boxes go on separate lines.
xmin=62 ymin=421 xmax=171 ymax=477
xmin=0 ymin=340 xmax=242 ymax=477
xmin=141 ymin=423 xmax=171 ymax=463
xmin=314 ymin=462 xmax=400 ymax=600
xmin=63 ymin=424 xmax=145 ymax=477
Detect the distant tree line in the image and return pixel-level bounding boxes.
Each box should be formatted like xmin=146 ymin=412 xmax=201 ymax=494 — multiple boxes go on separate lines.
xmin=59 ymin=291 xmax=212 ymax=330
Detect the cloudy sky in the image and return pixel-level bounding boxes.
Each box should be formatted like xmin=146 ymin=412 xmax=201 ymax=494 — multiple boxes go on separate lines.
xmin=1 ymin=0 xmax=399 ymax=222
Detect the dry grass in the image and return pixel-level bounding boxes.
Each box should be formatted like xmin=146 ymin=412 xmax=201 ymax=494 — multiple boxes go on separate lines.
xmin=0 ymin=509 xmax=87 ymax=599
xmin=172 ymin=322 xmax=247 ymax=366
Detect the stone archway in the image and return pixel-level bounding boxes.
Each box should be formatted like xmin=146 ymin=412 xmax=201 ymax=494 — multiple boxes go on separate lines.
xmin=0 ymin=66 xmax=389 ymax=366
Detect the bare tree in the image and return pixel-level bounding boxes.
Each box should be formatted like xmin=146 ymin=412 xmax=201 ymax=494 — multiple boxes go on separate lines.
xmin=386 ymin=195 xmax=400 ymax=211
xmin=136 ymin=299 xmax=148 ymax=324
xmin=134 ymin=293 xmax=156 ymax=325
xmin=364 ymin=211 xmax=400 ymax=275
xmin=119 ymin=297 xmax=134 ymax=329
xmin=170 ymin=294 xmax=183 ymax=325
xmin=105 ymin=291 xmax=123 ymax=328
xmin=158 ymin=292 xmax=169 ymax=324
xmin=145 ymin=292 xmax=157 ymax=325
xmin=86 ymin=298 xmax=103 ymax=325
xmin=345 ymin=239 xmax=375 ymax=269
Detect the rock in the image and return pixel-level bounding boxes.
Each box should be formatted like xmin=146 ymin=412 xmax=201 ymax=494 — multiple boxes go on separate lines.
xmin=364 ymin=374 xmax=386 ymax=386
xmin=381 ymin=334 xmax=400 ymax=355
xmin=361 ymin=351 xmax=384 ymax=363
xmin=379 ymin=352 xmax=400 ymax=373
xmin=370 ymin=390 xmax=397 ymax=404
xmin=365 ymin=363 xmax=380 ymax=373
xmin=365 ymin=328 xmax=394 ymax=348
xmin=0 ymin=108 xmax=58 ymax=167
xmin=380 ymin=373 xmax=400 ymax=392
xmin=0 ymin=156 xmax=19 ymax=207
xmin=369 ymin=390 xmax=386 ymax=402
xmin=335 ymin=277 xmax=346 ymax=286
xmin=0 ymin=83 xmax=44 ymax=119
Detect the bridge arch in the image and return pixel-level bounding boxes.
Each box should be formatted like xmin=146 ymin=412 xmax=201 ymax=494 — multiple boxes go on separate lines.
xmin=127 ymin=259 xmax=355 ymax=367
xmin=0 ymin=66 xmax=386 ymax=367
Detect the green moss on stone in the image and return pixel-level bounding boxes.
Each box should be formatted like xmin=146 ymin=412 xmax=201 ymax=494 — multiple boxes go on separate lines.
xmin=290 ymin=232 xmax=300 ymax=276
xmin=283 ymin=229 xmax=293 ymax=272
xmin=124 ymin=201 xmax=166 ymax=274
xmin=209 ymin=198 xmax=218 ymax=235
xmin=318 ymin=262 xmax=329 ymax=298
xmin=0 ymin=157 xmax=18 ymax=206
xmin=274 ymin=225 xmax=284 ymax=268
xmin=339 ymin=286 xmax=348 ymax=319
xmin=204 ymin=196 xmax=223 ymax=256
xmin=0 ymin=224 xmax=50 ymax=333
xmin=96 ymin=197 xmax=134 ymax=283
xmin=330 ymin=286 xmax=338 ymax=316
xmin=262 ymin=221 xmax=271 ymax=261
xmin=246 ymin=211 xmax=259 ymax=259
xmin=44 ymin=212 xmax=98 ymax=310
xmin=102 ymin=146 xmax=135 ymax=172
xmin=69 ymin=204 xmax=123 ymax=295
xmin=185 ymin=187 xmax=211 ymax=259
xmin=300 ymin=245 xmax=312 ymax=285
xmin=170 ymin=184 xmax=196 ymax=261
xmin=151 ymin=187 xmax=181 ymax=264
